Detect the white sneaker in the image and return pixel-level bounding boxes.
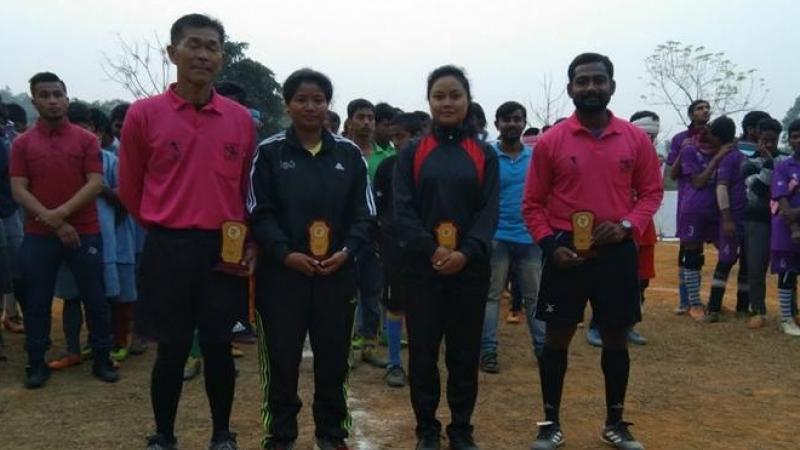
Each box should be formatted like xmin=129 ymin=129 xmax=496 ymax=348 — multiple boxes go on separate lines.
xmin=779 ymin=319 xmax=800 ymax=336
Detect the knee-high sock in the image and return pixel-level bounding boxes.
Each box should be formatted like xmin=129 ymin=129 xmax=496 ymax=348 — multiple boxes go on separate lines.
xmin=538 ymin=346 xmax=568 ymax=424
xmin=201 ymin=341 xmax=236 ymax=439
xmin=601 ymin=348 xmax=630 ymax=425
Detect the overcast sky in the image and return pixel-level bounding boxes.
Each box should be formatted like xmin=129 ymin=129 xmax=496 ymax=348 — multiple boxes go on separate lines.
xmin=3 ymin=0 xmax=798 ymax=140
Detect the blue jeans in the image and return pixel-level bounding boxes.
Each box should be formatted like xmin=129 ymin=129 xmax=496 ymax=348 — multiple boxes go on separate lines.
xmin=355 ymin=247 xmax=384 ymax=339
xmin=20 ymin=234 xmax=111 ymax=364
xmin=481 ymin=240 xmax=546 ymax=357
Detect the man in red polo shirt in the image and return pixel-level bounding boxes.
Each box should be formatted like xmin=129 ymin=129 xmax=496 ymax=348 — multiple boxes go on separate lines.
xmin=523 ymin=53 xmax=662 ymax=450
xmin=10 ymin=72 xmax=118 ymax=389
xmin=118 ymin=14 xmax=255 ymax=450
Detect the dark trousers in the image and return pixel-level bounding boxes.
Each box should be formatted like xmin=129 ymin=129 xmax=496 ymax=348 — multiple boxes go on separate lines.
xmin=355 ymin=247 xmax=384 ymax=339
xmin=20 ymin=233 xmax=110 ymax=364
xmin=255 ymin=262 xmax=357 ymax=443
xmin=404 ymin=261 xmax=489 ymax=439
xmin=139 ymin=228 xmax=247 ymax=439
xmin=132 ymin=251 xmax=157 ymax=340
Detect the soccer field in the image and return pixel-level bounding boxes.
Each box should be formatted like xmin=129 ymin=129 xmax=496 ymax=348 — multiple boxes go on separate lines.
xmin=1 ymin=242 xmax=798 ymax=449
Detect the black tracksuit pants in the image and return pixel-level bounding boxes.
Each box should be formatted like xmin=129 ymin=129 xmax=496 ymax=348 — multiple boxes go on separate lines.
xmin=404 ymin=260 xmax=489 ymax=439
xmin=255 ymin=262 xmax=357 ymax=444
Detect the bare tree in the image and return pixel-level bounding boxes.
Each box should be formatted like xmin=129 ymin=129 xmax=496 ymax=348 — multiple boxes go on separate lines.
xmin=101 ymin=34 xmax=171 ymax=99
xmin=641 ymin=40 xmax=768 ymax=126
xmin=528 ymin=74 xmax=569 ymax=128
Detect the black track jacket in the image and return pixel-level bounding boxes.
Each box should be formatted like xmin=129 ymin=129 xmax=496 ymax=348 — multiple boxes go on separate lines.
xmin=247 ymin=127 xmax=377 ymax=265
xmin=393 ymin=125 xmax=499 ymax=264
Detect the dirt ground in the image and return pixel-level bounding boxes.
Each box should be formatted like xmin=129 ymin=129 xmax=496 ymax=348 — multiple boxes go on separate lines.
xmin=1 ymin=242 xmax=799 ymax=450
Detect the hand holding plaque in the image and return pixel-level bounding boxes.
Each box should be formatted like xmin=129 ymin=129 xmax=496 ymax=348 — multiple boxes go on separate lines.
xmin=571 ymin=211 xmax=595 ymax=257
xmin=215 ymin=221 xmax=250 ymax=277
xmin=308 ymin=220 xmax=331 ymax=260
xmin=435 ymin=221 xmax=458 ymax=251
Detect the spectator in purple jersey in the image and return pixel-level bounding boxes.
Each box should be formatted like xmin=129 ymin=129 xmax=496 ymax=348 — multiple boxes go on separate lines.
xmin=770 ymin=119 xmax=800 ymax=336
xmin=703 ymin=117 xmax=748 ymax=322
xmin=667 ymin=99 xmax=711 ymax=315
xmin=677 ymin=125 xmax=731 ymax=321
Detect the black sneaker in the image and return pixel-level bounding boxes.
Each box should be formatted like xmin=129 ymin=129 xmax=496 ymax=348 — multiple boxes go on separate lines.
xmin=93 ymin=358 xmax=120 ymax=383
xmin=449 ymin=432 xmax=480 ymax=450
xmin=385 ymin=365 xmax=407 ymax=387
xmin=479 ymin=352 xmax=499 ymax=374
xmin=146 ymin=434 xmax=178 ymax=450
xmin=209 ymin=431 xmax=239 ymax=450
xmin=600 ymin=421 xmax=644 ymax=449
xmin=415 ymin=435 xmax=441 ymax=450
xmin=314 ymin=437 xmax=349 ymax=450
xmin=530 ymin=421 xmax=564 ymax=450
xmin=25 ymin=362 xmax=51 ymax=389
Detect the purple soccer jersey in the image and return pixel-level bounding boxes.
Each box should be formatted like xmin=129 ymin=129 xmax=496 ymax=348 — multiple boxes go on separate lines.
xmin=668 ymin=129 xmax=695 ymax=236
xmin=716 ymin=149 xmax=747 ymax=263
xmin=679 ymin=145 xmax=718 ymax=215
xmin=717 ymin=149 xmax=747 ymax=217
xmin=770 ymin=157 xmax=800 ymax=253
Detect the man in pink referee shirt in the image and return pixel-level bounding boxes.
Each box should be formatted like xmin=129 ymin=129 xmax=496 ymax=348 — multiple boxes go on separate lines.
xmin=117 ymin=14 xmax=255 ymax=450
xmin=524 ymin=53 xmax=663 ymax=450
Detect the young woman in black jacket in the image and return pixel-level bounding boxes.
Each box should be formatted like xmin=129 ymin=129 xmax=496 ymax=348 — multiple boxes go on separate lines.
xmin=248 ymin=68 xmax=376 ymax=450
xmin=393 ymin=65 xmax=499 ymax=450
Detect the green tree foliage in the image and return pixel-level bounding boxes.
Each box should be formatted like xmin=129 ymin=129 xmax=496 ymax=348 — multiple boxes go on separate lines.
xmin=218 ymin=41 xmax=286 ymax=136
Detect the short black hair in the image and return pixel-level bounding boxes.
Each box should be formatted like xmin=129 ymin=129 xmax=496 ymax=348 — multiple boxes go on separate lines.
xmin=413 ymin=110 xmax=431 ymax=123
xmin=67 ymin=101 xmax=92 ymax=126
xmin=29 ymin=72 xmax=66 ymax=96
xmin=347 ymin=98 xmax=374 ymax=119
xmin=170 ymin=13 xmax=225 ymax=46
xmin=110 ymin=103 xmax=130 ymax=124
xmin=426 ymin=65 xmax=472 ymax=102
xmin=495 ymin=101 xmax=527 ymax=120
xmin=282 ymin=68 xmax=333 ymax=104
xmin=789 ymin=119 xmax=800 ymax=136
xmin=757 ymin=117 xmax=783 ymax=135
xmin=90 ymin=108 xmax=112 ymax=135
xmin=215 ymin=81 xmax=247 ymax=105
xmin=391 ymin=112 xmax=424 ymax=136
xmin=0 ymin=103 xmax=7 ymax=123
xmin=741 ymin=110 xmax=771 ymax=136
xmin=471 ymin=102 xmax=486 ymax=129
xmin=709 ymin=116 xmax=736 ymax=144
xmin=375 ymin=102 xmax=399 ymax=124
xmin=5 ymin=103 xmax=27 ymax=126
xmin=523 ymin=127 xmax=540 ymax=136
xmin=327 ymin=110 xmax=340 ymax=125
xmin=687 ymin=99 xmax=709 ymax=117
xmin=630 ymin=110 xmax=660 ymax=122
xmin=567 ymin=53 xmax=614 ymax=82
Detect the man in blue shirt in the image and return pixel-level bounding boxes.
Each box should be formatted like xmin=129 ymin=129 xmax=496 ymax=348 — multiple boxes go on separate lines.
xmin=480 ymin=101 xmax=545 ymax=374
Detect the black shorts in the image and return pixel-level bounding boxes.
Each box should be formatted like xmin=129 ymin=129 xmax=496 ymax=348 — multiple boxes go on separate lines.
xmin=139 ymin=227 xmax=249 ymax=345
xmin=536 ymin=236 xmax=641 ymax=328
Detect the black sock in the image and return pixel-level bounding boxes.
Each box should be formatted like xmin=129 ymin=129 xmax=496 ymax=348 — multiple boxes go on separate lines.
xmin=538 ymin=346 xmax=568 ymax=424
xmin=736 ymin=289 xmax=750 ymax=313
xmin=601 ymin=348 xmax=630 ymax=426
xmin=151 ymin=341 xmax=191 ymax=442
xmin=201 ymin=342 xmax=236 ymax=440
xmin=708 ymin=286 xmax=725 ymax=313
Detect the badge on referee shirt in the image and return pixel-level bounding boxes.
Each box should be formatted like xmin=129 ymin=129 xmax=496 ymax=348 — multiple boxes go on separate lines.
xmin=308 ymin=220 xmax=331 ymax=260
xmin=435 ymin=221 xmax=458 ymax=251
xmin=571 ymin=211 xmax=595 ymax=256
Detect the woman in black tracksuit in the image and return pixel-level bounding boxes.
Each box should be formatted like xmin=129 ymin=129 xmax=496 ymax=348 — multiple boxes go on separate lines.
xmin=394 ymin=65 xmax=499 ymax=450
xmin=248 ymin=69 xmax=375 ymax=450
